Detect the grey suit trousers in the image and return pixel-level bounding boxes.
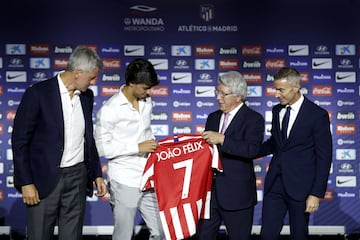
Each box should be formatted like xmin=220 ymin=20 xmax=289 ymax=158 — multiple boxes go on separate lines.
xmin=26 ymin=162 xmax=87 ymax=240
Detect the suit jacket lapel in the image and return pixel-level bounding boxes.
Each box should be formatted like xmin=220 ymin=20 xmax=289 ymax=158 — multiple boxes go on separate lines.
xmin=80 ymin=92 xmax=92 ymax=140
xmin=44 ymin=78 xmax=64 ymax=139
xmin=273 ymin=105 xmax=283 ymax=143
xmin=287 ymin=98 xmax=307 ymax=141
xmin=225 ymin=105 xmax=245 ymax=134
xmin=212 ymin=110 xmax=222 ymax=132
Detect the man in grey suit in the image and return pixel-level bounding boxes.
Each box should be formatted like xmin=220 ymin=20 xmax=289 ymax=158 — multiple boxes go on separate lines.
xmin=259 ymin=67 xmax=332 ymax=240
xmin=11 ymin=46 xmax=107 ymax=240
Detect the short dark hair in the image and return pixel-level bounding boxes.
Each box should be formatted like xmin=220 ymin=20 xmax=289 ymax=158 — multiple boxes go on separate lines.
xmin=125 ymin=58 xmax=159 ymax=87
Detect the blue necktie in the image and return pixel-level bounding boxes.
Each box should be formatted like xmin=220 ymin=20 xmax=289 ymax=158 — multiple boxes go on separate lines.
xmin=281 ymin=106 xmax=291 ymax=141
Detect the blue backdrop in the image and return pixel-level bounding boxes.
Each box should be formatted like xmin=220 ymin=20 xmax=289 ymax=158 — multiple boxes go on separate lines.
xmin=0 ymin=0 xmax=359 ymax=235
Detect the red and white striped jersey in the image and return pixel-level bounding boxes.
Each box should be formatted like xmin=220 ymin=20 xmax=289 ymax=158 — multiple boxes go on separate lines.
xmin=141 ymin=134 xmax=222 ymax=240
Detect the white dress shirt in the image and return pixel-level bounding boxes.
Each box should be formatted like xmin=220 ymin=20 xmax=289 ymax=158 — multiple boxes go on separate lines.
xmin=57 ymin=75 xmax=85 ymax=168
xmin=279 ymin=94 xmax=304 ymax=138
xmin=94 ymin=85 xmax=154 ymax=188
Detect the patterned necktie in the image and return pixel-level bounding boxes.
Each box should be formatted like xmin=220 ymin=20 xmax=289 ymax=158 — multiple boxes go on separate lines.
xmin=281 ymin=106 xmax=291 ymax=141
xmin=220 ymin=112 xmax=230 ymax=134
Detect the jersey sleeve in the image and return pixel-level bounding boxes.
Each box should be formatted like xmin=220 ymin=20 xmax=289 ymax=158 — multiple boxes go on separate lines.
xmin=140 ymin=153 xmax=155 ymax=191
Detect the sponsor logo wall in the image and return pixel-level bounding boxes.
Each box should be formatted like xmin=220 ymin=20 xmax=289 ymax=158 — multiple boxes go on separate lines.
xmin=0 ymin=0 xmax=359 ymax=235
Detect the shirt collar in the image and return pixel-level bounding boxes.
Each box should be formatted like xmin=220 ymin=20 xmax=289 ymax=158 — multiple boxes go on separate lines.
xmin=288 ymin=94 xmax=304 ymax=112
xmin=57 ymin=73 xmax=81 ymax=96
xmin=57 ymin=73 xmax=68 ymax=95
xmin=227 ymin=102 xmax=243 ymax=116
xmin=118 ymin=85 xmax=149 ymax=106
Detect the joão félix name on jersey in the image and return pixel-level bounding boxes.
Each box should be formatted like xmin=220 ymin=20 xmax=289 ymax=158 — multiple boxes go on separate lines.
xmin=155 ymin=141 xmax=204 ymax=161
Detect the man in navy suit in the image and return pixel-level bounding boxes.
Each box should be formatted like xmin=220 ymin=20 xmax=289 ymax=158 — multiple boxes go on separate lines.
xmin=199 ymin=71 xmax=265 ymax=240
xmin=259 ymin=67 xmax=332 ymax=240
xmin=11 ymin=46 xmax=107 ymax=240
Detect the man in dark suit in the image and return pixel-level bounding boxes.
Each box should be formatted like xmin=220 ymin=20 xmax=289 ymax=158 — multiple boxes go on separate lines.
xmin=11 ymin=46 xmax=107 ymax=240
xmin=259 ymin=67 xmax=332 ymax=240
xmin=199 ymin=71 xmax=265 ymax=240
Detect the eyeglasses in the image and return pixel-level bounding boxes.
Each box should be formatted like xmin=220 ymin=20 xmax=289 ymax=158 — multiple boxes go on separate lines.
xmin=214 ymin=90 xmax=233 ymax=97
